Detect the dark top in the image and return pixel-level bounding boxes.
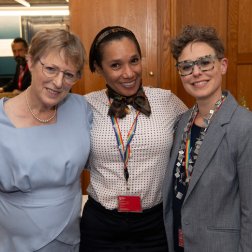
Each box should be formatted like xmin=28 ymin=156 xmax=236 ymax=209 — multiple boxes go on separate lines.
xmin=2 ymin=63 xmax=31 ymax=92
xmin=173 ymin=123 xmax=202 ymax=252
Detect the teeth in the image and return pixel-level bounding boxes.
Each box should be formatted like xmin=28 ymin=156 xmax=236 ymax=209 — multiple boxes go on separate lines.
xmin=194 ymin=81 xmax=207 ymax=86
xmin=121 ymin=80 xmax=135 ymax=86
xmin=47 ymin=88 xmax=58 ymax=94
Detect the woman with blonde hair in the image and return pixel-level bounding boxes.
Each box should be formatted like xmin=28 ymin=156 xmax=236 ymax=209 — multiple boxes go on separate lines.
xmin=0 ymin=28 xmax=92 ymax=251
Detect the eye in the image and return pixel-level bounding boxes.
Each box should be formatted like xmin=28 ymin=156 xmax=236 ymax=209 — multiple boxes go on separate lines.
xmin=181 ymin=63 xmax=193 ymax=71
xmin=45 ymin=66 xmax=57 ymax=73
xmin=64 ymin=72 xmax=75 ymax=79
xmin=132 ymin=57 xmax=139 ymax=63
xmin=199 ymin=58 xmax=212 ymax=66
xmin=111 ymin=63 xmax=120 ymax=68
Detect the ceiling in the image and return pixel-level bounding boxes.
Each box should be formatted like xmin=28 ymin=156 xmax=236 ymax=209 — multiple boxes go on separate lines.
xmin=0 ymin=0 xmax=68 ymax=7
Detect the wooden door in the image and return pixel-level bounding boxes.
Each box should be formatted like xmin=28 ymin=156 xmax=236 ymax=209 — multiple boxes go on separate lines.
xmin=69 ymin=0 xmax=159 ymax=194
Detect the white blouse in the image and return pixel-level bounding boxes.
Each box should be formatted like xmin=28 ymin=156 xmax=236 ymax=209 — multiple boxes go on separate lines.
xmin=85 ymin=87 xmax=187 ymax=210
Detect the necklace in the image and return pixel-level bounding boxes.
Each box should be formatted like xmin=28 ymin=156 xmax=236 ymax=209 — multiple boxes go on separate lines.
xmin=26 ymin=88 xmax=57 ymax=123
xmin=174 ymin=93 xmax=226 ymax=200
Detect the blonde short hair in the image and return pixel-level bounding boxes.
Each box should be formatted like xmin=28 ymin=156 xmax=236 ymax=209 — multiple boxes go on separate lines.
xmin=28 ymin=28 xmax=86 ymax=74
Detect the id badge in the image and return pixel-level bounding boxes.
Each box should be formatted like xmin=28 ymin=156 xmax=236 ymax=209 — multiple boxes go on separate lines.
xmin=178 ymin=228 xmax=184 ymax=247
xmin=117 ymin=195 xmax=142 ymax=212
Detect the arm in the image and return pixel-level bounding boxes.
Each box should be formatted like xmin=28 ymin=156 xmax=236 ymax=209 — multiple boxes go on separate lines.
xmin=1 ymin=78 xmax=16 ymax=92
xmin=237 ymin=110 xmax=252 ymax=251
xmin=170 ymin=93 xmax=188 ymax=130
xmin=1 ymin=65 xmax=19 ymax=92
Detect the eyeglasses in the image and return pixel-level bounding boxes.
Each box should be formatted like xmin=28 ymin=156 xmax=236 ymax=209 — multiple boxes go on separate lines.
xmin=38 ymin=58 xmax=81 ymax=85
xmin=175 ymin=54 xmax=221 ymax=76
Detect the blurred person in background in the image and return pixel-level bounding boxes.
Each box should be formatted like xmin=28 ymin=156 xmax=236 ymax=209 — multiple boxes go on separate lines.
xmin=0 ymin=37 xmax=31 ymax=94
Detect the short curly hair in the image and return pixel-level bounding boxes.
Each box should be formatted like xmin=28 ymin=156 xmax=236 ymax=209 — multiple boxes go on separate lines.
xmin=169 ymin=25 xmax=225 ymax=61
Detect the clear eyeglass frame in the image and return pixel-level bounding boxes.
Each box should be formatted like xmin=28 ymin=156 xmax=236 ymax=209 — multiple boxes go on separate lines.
xmin=38 ymin=58 xmax=81 ymax=85
xmin=175 ymin=54 xmax=220 ymax=76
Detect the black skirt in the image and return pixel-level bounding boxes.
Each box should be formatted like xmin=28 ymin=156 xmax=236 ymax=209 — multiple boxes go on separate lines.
xmin=79 ymin=196 xmax=168 ymax=252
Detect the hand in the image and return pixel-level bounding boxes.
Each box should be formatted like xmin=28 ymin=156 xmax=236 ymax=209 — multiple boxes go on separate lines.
xmin=0 ymin=87 xmax=3 ymax=93
xmin=12 ymin=89 xmax=21 ymax=94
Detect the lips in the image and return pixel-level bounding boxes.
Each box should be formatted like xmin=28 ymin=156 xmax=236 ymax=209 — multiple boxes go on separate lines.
xmin=193 ymin=80 xmax=208 ymax=86
xmin=46 ymin=88 xmax=60 ymax=95
xmin=120 ymin=80 xmax=135 ymax=87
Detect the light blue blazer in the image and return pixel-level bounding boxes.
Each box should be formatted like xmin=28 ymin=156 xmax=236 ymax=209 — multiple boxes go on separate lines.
xmin=163 ymin=90 xmax=252 ymax=252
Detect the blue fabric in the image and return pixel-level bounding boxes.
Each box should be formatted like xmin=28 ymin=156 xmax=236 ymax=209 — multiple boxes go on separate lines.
xmin=0 ymin=93 xmax=92 ymax=252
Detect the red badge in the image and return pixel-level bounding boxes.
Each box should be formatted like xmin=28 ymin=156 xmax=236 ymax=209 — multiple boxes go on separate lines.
xmin=117 ymin=195 xmax=142 ymax=212
xmin=178 ymin=228 xmax=184 ymax=247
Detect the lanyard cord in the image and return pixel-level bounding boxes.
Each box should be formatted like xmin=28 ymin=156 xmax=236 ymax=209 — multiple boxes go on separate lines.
xmin=105 ymin=90 xmax=140 ymax=184
xmin=18 ymin=64 xmax=28 ymax=90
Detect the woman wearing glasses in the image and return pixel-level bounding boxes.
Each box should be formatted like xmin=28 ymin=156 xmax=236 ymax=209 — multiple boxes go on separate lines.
xmin=163 ymin=25 xmax=252 ymax=252
xmin=0 ymin=29 xmax=92 ymax=251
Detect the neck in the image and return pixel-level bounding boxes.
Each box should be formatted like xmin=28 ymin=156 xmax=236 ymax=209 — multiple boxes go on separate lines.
xmin=197 ymin=91 xmax=222 ymax=117
xmin=194 ymin=91 xmax=223 ymax=126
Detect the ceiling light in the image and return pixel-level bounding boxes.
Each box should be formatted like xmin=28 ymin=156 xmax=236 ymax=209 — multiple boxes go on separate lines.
xmin=15 ymin=0 xmax=30 ymax=8
xmin=0 ymin=7 xmax=69 ymax=16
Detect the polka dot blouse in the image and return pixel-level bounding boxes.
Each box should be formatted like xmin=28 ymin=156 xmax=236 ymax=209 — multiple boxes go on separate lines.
xmin=84 ymin=87 xmax=188 ymax=210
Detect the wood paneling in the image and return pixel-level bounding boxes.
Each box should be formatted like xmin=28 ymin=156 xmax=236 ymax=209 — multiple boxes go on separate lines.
xmin=238 ymin=0 xmax=252 ymax=53
xmin=158 ymin=0 xmax=172 ymax=91
xmin=237 ymin=53 xmax=252 ymax=64
xmin=227 ymin=0 xmax=239 ymax=98
xmin=237 ymin=65 xmax=252 ymax=109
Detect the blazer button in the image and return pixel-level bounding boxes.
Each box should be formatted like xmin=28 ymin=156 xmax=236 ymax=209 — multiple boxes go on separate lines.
xmin=183 ymin=219 xmax=190 ymax=225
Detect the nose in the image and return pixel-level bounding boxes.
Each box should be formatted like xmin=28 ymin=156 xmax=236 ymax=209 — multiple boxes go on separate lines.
xmin=192 ymin=64 xmax=202 ymax=76
xmin=52 ymin=71 xmax=64 ymax=88
xmin=122 ymin=65 xmax=134 ymax=78
xmin=13 ymin=52 xmax=19 ymax=58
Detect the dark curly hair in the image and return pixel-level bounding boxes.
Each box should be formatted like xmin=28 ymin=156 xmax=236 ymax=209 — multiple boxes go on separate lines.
xmin=169 ymin=25 xmax=225 ymax=61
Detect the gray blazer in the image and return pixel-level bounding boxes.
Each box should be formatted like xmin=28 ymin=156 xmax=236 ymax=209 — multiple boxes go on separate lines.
xmin=163 ymin=90 xmax=252 ymax=252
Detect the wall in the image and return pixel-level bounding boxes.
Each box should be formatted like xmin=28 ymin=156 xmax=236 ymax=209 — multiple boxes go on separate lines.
xmin=0 ymin=14 xmax=69 ymax=84
xmin=0 ymin=16 xmax=21 ymax=77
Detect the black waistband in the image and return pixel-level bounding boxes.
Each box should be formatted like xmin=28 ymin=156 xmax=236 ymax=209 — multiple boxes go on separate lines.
xmin=87 ymin=195 xmax=163 ymax=219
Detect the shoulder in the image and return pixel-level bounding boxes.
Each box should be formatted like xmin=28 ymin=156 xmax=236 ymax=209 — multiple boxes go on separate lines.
xmin=60 ymin=93 xmax=90 ymax=112
xmin=145 ymin=87 xmax=180 ymax=103
xmin=144 ymin=87 xmax=188 ymax=114
xmin=84 ymin=89 xmax=108 ymax=107
xmin=60 ymin=93 xmax=92 ymax=127
xmin=144 ymin=86 xmax=172 ymax=100
xmin=220 ymin=90 xmax=252 ymax=126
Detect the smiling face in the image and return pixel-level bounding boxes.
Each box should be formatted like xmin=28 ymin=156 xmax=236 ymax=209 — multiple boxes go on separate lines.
xmin=178 ymin=42 xmax=228 ymax=104
xmin=28 ymin=50 xmax=77 ymax=110
xmin=95 ymin=37 xmax=142 ymax=97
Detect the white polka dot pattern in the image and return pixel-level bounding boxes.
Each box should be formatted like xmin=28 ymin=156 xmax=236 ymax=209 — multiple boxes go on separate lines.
xmin=84 ymin=87 xmax=188 ymax=210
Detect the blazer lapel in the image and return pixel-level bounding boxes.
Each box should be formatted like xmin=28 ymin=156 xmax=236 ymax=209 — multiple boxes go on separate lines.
xmin=183 ymin=90 xmax=239 ymax=205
